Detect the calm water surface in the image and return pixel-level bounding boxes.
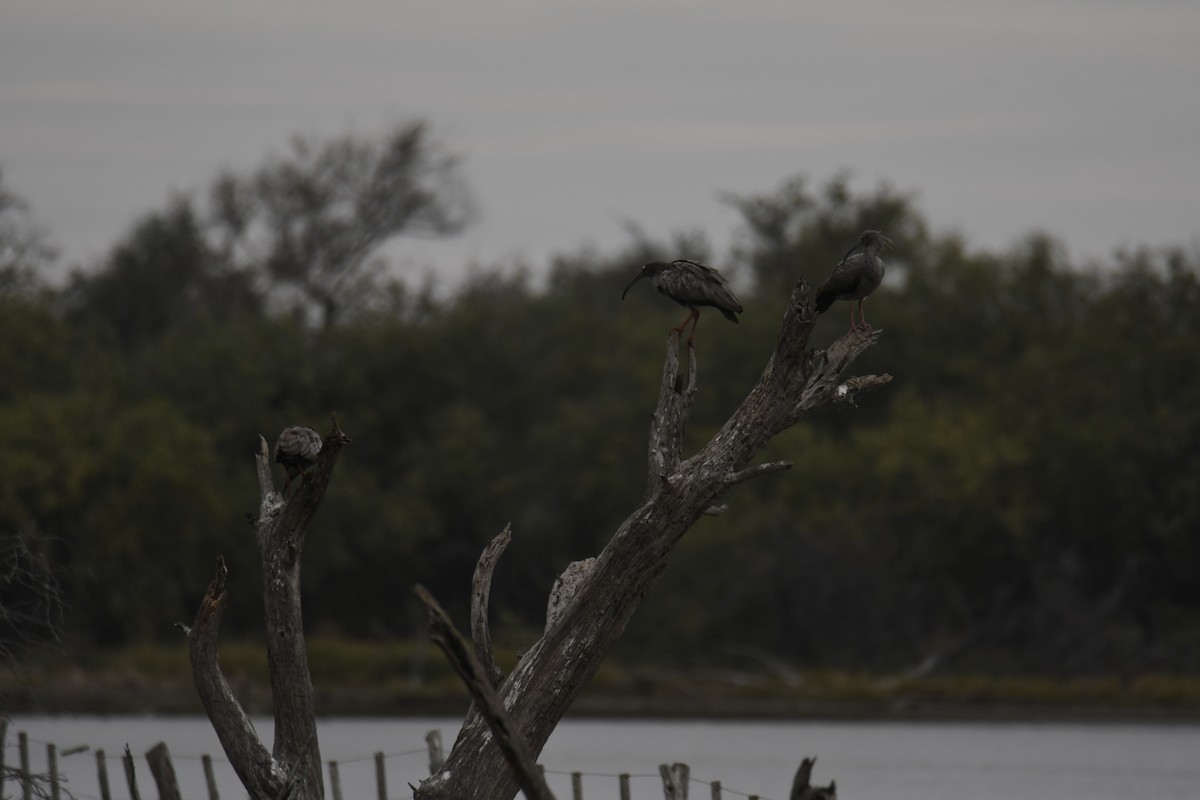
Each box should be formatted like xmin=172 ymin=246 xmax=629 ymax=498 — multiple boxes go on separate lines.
xmin=6 ymin=715 xmax=1200 ymax=800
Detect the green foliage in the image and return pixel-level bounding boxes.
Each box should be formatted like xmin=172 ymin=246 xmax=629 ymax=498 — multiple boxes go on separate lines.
xmin=4 ymin=161 xmax=1200 ymax=678
xmin=65 ymin=199 xmax=261 ymax=351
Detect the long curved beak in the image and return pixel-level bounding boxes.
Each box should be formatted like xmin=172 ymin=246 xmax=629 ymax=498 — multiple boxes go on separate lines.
xmin=838 ymin=242 xmax=862 ymax=265
xmin=621 ymin=272 xmax=646 ymax=300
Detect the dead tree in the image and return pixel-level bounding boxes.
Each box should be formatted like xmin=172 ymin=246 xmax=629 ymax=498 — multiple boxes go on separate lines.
xmin=415 ymin=280 xmax=888 ymax=799
xmin=182 ymin=416 xmax=350 ymax=800
xmin=183 ymin=278 xmax=884 ymax=800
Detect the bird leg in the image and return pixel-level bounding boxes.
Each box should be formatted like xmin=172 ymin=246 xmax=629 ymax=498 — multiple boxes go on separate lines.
xmin=857 ymin=299 xmax=873 ymax=332
xmin=671 ymin=308 xmax=701 ymax=343
xmin=847 ymin=299 xmax=873 ymax=333
xmin=686 ymin=309 xmax=702 ymax=346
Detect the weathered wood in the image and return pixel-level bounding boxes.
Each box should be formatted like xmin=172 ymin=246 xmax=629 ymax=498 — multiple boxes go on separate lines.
xmin=471 ymin=525 xmax=511 ymax=686
xmin=95 ymin=749 xmax=112 ymax=800
xmin=201 ymin=754 xmax=220 ymax=800
xmin=417 ymin=281 xmax=873 ymax=800
xmin=709 ymin=780 xmax=722 ymax=799
xmin=327 ymin=761 xmax=342 ymax=800
xmin=0 ymin=720 xmax=6 ymax=800
xmin=373 ymin=752 xmax=386 ymax=800
xmin=122 ymin=745 xmax=141 ymax=800
xmin=659 ymin=763 xmax=689 ymax=800
xmin=185 ymin=415 xmax=349 ymax=800
xmin=145 ymin=742 xmax=182 ymax=800
xmin=789 ymin=756 xmax=836 ymax=800
xmin=46 ymin=743 xmax=59 ymax=800
xmin=545 ymin=558 xmax=595 ymax=634
xmin=19 ymin=731 xmax=31 ymax=800
xmin=424 ymin=730 xmax=444 ymax=775
xmin=619 ymin=774 xmax=631 ymax=800
xmin=413 ymin=584 xmax=555 ymax=800
xmin=184 ymin=556 xmax=278 ymax=799
xmin=571 ymin=771 xmax=582 ymax=800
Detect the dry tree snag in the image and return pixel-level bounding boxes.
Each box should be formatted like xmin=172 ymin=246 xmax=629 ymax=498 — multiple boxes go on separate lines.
xmin=182 ymin=416 xmax=350 ymax=800
xmin=416 ymin=281 xmax=889 ymax=800
xmin=414 ymin=583 xmax=555 ymax=800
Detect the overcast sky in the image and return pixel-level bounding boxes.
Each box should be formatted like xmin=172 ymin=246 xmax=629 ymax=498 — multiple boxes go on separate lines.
xmin=3 ymin=0 xmax=1199 ymax=287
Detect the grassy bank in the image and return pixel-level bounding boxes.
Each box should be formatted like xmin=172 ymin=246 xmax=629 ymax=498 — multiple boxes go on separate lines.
xmin=5 ymin=639 xmax=1200 ymax=720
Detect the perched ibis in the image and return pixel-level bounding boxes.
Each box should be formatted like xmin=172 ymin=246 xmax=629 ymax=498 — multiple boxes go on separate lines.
xmin=621 ymin=259 xmax=742 ymax=344
xmin=815 ymin=230 xmax=891 ymax=332
xmin=274 ymin=425 xmax=322 ymax=495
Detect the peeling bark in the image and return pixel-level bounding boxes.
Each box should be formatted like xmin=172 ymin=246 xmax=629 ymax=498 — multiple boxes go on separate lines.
xmin=416 ymin=281 xmax=888 ymax=799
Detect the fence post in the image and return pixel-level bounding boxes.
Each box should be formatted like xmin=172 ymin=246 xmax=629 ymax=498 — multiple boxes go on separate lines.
xmin=374 ymin=751 xmax=387 ymax=800
xmin=145 ymin=742 xmax=181 ymax=800
xmin=328 ymin=760 xmax=343 ymax=800
xmin=201 ymin=754 xmax=220 ymax=800
xmin=659 ymin=763 xmax=689 ymax=800
xmin=710 ymin=780 xmax=722 ymax=799
xmin=46 ymin=743 xmax=59 ymax=800
xmin=571 ymin=771 xmax=583 ymax=799
xmin=123 ymin=745 xmax=142 ymax=800
xmin=18 ymin=731 xmax=32 ymax=800
xmin=619 ymin=773 xmax=631 ymax=800
xmin=96 ymin=749 xmax=113 ymax=800
xmin=424 ymin=730 xmax=444 ymax=775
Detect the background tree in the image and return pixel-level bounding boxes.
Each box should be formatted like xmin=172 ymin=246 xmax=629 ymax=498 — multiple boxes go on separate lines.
xmin=5 ymin=156 xmax=1200 ymax=685
xmin=65 ymin=198 xmax=261 ymax=351
xmin=0 ymin=167 xmax=57 ymax=296
xmin=211 ymin=122 xmax=473 ymax=326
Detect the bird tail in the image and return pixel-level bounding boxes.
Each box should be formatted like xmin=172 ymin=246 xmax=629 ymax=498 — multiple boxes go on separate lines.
xmin=721 ymin=308 xmax=739 ymax=323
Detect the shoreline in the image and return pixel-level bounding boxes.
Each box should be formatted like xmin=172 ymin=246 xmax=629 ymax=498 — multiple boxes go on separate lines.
xmin=6 ymin=685 xmax=1200 ymax=725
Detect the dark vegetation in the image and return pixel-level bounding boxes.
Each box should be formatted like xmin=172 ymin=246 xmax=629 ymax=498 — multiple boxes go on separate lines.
xmin=2 ymin=122 xmax=1200 ymax=700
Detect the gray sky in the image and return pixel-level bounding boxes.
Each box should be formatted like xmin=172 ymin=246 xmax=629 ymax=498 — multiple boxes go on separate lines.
xmin=3 ymin=0 xmax=1199 ymax=287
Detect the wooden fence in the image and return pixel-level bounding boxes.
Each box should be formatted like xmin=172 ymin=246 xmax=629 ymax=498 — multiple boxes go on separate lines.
xmin=2 ymin=719 xmax=805 ymax=800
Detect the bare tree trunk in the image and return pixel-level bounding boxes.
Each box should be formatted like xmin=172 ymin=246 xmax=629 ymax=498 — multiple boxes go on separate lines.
xmin=416 ymin=281 xmax=888 ymax=799
xmin=183 ymin=416 xmax=350 ymax=800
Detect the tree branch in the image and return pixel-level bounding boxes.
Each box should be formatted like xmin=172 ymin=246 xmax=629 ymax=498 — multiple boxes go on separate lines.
xmin=724 ymin=460 xmax=793 ymax=487
xmin=414 ymin=585 xmax=556 ymax=800
xmin=471 ymin=524 xmax=512 ymax=687
xmin=645 ymin=330 xmax=683 ymax=497
xmin=257 ymin=415 xmax=348 ymax=785
xmin=784 ymin=331 xmax=890 ymax=428
xmin=418 ymin=279 xmax=876 ymax=799
xmin=790 ymin=756 xmax=836 ymax=800
xmin=184 ymin=557 xmax=282 ymax=800
xmin=188 ymin=413 xmax=350 ymax=800
xmin=831 ymin=374 xmax=894 ymax=408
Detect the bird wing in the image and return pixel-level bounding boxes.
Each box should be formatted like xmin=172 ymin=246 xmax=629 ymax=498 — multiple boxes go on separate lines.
xmin=276 ymin=426 xmax=323 ymax=462
xmin=815 ymin=255 xmax=868 ymax=310
xmin=671 ymin=260 xmax=744 ymax=313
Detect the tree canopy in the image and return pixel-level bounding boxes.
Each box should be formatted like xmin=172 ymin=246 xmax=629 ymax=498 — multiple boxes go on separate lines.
xmin=3 ymin=142 xmax=1199 ymax=677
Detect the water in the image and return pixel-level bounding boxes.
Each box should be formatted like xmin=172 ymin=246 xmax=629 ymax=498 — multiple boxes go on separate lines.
xmin=5 ymin=715 xmax=1200 ymax=800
